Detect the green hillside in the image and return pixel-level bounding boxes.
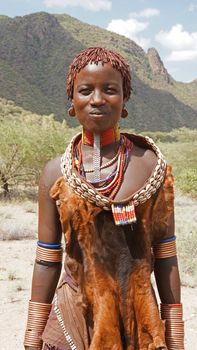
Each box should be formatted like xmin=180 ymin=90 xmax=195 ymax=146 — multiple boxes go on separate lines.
xmin=0 ymin=12 xmax=196 ymax=131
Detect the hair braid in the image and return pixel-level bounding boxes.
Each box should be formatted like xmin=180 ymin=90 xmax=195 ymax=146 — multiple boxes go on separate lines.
xmin=66 ymin=47 xmax=132 ymax=101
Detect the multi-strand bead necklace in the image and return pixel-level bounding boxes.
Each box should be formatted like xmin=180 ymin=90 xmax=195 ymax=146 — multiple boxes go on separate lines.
xmin=73 ymin=127 xmax=136 ymax=225
xmin=61 ymin=131 xmax=166 ymax=226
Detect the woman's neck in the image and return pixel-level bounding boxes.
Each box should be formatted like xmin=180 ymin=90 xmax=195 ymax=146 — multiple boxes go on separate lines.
xmin=81 ymin=126 xmax=120 ymax=182
xmin=82 ymin=126 xmax=120 ymax=148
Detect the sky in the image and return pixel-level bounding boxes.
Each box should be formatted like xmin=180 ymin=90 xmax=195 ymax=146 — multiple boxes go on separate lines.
xmin=0 ymin=0 xmax=197 ymax=82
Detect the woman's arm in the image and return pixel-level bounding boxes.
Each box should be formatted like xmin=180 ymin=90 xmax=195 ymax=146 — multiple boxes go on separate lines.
xmin=24 ymin=157 xmax=62 ymax=350
xmin=154 ymin=212 xmax=181 ymax=303
xmin=153 ymin=211 xmax=184 ymax=349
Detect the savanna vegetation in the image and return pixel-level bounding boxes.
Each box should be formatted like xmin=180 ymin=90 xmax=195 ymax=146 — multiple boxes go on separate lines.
xmin=0 ymin=98 xmax=80 ymax=198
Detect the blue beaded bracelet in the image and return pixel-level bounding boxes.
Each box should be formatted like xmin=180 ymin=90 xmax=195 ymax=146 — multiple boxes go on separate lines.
xmin=37 ymin=241 xmax=62 ymax=249
xmin=159 ymin=235 xmax=176 ymax=243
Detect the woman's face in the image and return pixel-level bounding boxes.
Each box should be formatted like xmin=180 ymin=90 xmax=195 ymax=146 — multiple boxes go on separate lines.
xmin=72 ymin=62 xmax=124 ymax=133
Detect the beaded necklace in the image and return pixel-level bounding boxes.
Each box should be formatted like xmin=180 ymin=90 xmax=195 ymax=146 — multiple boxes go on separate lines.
xmin=74 ymin=131 xmax=135 ymax=223
xmin=61 ymin=133 xmax=167 ymax=226
xmin=81 ymin=126 xmax=120 ymax=182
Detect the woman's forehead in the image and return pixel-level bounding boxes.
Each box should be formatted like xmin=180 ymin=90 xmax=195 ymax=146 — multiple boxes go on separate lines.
xmin=74 ymin=62 xmax=123 ymax=84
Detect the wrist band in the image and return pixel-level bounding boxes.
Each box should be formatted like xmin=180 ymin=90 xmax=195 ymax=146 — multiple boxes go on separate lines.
xmin=161 ymin=303 xmax=184 ymax=349
xmin=24 ymin=301 xmax=52 ymax=348
xmin=36 ymin=245 xmax=63 ymax=263
xmin=153 ymin=236 xmax=177 ymax=259
xmin=37 ymin=241 xmax=62 ymax=249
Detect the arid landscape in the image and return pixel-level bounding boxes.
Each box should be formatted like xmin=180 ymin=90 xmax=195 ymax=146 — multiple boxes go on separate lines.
xmin=0 ymin=192 xmax=196 ymax=349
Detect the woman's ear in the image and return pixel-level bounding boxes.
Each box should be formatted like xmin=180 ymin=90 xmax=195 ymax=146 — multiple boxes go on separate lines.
xmin=121 ymin=105 xmax=128 ymax=119
xmin=68 ymin=102 xmax=76 ymax=117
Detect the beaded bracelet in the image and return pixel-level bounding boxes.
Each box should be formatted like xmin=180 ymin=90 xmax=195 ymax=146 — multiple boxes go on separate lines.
xmin=37 ymin=241 xmax=62 ymax=249
xmin=24 ymin=301 xmax=52 ymax=348
xmin=153 ymin=235 xmax=177 ymax=259
xmin=161 ymin=303 xmax=184 ymax=349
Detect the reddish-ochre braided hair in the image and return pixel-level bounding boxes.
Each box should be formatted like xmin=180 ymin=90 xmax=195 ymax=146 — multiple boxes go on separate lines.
xmin=66 ymin=47 xmax=132 ymax=101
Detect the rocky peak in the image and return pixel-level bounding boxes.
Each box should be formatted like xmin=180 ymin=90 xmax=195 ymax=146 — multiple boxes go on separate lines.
xmin=16 ymin=12 xmax=59 ymax=41
xmin=147 ymin=47 xmax=172 ymax=84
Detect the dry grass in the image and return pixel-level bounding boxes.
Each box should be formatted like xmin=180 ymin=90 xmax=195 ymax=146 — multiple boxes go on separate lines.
xmin=8 ymin=272 xmax=17 ymax=281
xmin=175 ymin=191 xmax=197 ymax=287
xmin=0 ymin=201 xmax=37 ymax=240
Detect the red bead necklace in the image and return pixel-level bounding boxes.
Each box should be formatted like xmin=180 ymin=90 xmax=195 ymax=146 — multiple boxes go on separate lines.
xmin=75 ymin=134 xmax=133 ymax=200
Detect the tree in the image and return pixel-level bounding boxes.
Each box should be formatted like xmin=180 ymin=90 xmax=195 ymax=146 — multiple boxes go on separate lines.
xmin=0 ymin=115 xmax=72 ymax=197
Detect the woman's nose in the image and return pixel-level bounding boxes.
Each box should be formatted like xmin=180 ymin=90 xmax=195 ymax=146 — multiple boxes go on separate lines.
xmin=90 ymin=89 xmax=105 ymax=105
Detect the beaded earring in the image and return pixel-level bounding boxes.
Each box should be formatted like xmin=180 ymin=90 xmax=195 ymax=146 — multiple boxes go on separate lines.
xmin=68 ymin=104 xmax=75 ymax=117
xmin=121 ymin=107 xmax=128 ymax=119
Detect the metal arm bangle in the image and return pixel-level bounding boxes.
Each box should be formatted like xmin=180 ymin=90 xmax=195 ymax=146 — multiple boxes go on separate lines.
xmin=36 ymin=245 xmax=63 ymax=263
xmin=24 ymin=301 xmax=52 ymax=348
xmin=153 ymin=235 xmax=177 ymax=259
xmin=160 ymin=303 xmax=184 ymax=349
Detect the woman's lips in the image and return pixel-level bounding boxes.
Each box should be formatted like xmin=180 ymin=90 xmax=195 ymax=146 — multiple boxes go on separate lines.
xmin=89 ymin=110 xmax=107 ymax=117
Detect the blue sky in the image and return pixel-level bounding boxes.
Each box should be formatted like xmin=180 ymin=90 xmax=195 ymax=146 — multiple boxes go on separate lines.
xmin=0 ymin=0 xmax=197 ymax=82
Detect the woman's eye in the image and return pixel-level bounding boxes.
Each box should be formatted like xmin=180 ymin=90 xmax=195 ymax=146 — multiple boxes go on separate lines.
xmin=79 ymin=88 xmax=91 ymax=95
xmin=105 ymin=87 xmax=117 ymax=94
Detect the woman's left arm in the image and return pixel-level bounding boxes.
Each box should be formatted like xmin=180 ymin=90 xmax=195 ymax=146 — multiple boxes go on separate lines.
xmin=154 ymin=212 xmax=181 ymax=303
xmin=153 ymin=211 xmax=184 ymax=350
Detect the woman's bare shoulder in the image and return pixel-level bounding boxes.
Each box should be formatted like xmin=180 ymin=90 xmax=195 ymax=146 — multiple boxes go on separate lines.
xmin=115 ymin=144 xmax=159 ymax=201
xmin=39 ymin=156 xmax=62 ymax=191
xmin=132 ymin=144 xmax=158 ymax=174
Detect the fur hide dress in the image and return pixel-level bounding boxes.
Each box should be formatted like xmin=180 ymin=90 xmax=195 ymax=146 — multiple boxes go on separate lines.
xmin=42 ymin=135 xmax=174 ymax=350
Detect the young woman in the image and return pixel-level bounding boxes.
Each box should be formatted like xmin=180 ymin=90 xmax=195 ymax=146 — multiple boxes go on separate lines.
xmin=24 ymin=47 xmax=184 ymax=350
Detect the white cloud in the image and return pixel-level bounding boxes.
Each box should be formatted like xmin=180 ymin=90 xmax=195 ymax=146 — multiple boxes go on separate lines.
xmin=106 ymin=9 xmax=159 ymax=50
xmin=155 ymin=24 xmax=197 ymax=50
xmin=130 ymin=8 xmax=160 ymax=18
xmin=107 ymin=18 xmax=148 ymax=35
xmin=155 ymin=24 xmax=197 ymax=61
xmin=166 ymin=50 xmax=197 ymax=62
xmin=188 ymin=3 xmax=197 ymax=11
xmin=106 ymin=18 xmax=150 ymax=49
xmin=136 ymin=37 xmax=151 ymax=50
xmin=44 ymin=0 xmax=112 ymax=11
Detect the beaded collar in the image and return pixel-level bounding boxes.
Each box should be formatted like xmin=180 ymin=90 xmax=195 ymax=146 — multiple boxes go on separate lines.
xmin=61 ymin=133 xmax=166 ymax=211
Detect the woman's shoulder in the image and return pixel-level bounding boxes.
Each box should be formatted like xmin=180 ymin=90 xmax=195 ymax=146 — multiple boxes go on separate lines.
xmin=115 ymin=133 xmax=165 ymax=201
xmin=127 ymin=132 xmax=163 ymax=176
xmin=39 ymin=156 xmax=62 ymax=191
xmin=132 ymin=143 xmax=158 ymax=171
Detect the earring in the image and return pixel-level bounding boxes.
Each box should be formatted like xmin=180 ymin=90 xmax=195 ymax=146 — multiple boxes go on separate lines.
xmin=121 ymin=107 xmax=128 ymax=119
xmin=68 ymin=104 xmax=75 ymax=117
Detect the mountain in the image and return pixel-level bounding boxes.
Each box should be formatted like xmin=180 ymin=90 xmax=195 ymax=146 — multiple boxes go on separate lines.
xmin=0 ymin=12 xmax=196 ymax=131
xmin=147 ymin=48 xmax=197 ymax=112
xmin=147 ymin=48 xmax=172 ymax=84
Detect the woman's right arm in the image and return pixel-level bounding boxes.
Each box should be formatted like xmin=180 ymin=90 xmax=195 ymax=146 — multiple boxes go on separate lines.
xmin=24 ymin=157 xmax=63 ymax=350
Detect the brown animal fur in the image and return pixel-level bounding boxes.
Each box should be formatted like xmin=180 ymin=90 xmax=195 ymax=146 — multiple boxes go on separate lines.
xmin=50 ymin=166 xmax=174 ymax=350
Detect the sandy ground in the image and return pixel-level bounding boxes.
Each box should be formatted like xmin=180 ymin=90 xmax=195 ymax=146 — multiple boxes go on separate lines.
xmin=0 ymin=239 xmax=196 ymax=350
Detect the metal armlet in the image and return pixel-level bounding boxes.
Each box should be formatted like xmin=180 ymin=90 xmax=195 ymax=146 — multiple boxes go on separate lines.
xmin=153 ymin=235 xmax=177 ymax=259
xmin=36 ymin=242 xmax=63 ymax=263
xmin=160 ymin=303 xmax=184 ymax=349
xmin=24 ymin=301 xmax=52 ymax=348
